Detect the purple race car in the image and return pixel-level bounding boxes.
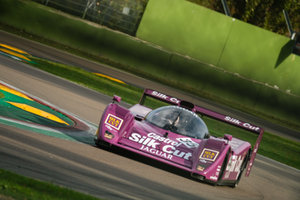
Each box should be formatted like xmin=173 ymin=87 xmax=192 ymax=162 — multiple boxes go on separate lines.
xmin=94 ymin=89 xmax=264 ymax=187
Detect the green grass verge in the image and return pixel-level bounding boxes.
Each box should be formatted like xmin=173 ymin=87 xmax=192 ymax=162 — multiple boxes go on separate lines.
xmin=0 ymin=169 xmax=99 ymax=200
xmin=28 ymin=56 xmax=300 ymax=170
xmin=31 ymin=57 xmax=143 ymax=105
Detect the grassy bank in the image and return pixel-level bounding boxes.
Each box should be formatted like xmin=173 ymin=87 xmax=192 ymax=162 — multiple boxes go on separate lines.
xmin=0 ymin=169 xmax=99 ymax=200
xmin=0 ymin=0 xmax=299 ymax=131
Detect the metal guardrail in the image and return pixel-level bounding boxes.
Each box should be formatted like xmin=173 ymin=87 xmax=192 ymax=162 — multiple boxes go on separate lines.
xmin=33 ymin=0 xmax=148 ymax=35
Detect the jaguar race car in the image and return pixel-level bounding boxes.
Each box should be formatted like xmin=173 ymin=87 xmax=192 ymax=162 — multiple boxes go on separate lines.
xmin=94 ymin=89 xmax=264 ymax=187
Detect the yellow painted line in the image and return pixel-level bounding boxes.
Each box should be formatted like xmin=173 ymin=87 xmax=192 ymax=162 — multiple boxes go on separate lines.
xmin=0 ymin=48 xmax=31 ymax=62
xmin=6 ymin=101 xmax=70 ymax=125
xmin=0 ymin=85 xmax=33 ymax=101
xmin=94 ymin=73 xmax=126 ymax=84
xmin=0 ymin=43 xmax=30 ymax=55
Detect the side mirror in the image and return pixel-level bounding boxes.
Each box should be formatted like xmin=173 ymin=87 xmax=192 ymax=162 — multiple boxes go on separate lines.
xmin=112 ymin=95 xmax=121 ymax=103
xmin=224 ymin=134 xmax=232 ymax=141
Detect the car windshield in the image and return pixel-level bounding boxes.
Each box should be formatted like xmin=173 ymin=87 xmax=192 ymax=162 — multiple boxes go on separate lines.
xmin=145 ymin=106 xmax=209 ymax=139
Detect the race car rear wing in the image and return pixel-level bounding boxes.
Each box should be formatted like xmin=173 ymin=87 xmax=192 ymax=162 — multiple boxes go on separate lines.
xmin=139 ymin=89 xmax=264 ymax=177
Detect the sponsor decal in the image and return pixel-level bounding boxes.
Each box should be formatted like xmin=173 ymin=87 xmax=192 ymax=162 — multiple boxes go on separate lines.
xmin=105 ymin=125 xmax=113 ymax=131
xmin=226 ymin=155 xmax=244 ymax=173
xmin=228 ymin=140 xmax=241 ymax=149
xmin=139 ymin=145 xmax=173 ymax=160
xmin=224 ymin=116 xmax=260 ymax=131
xmin=151 ymin=91 xmax=180 ymax=104
xmin=128 ymin=132 xmax=192 ymax=160
xmin=199 ymin=148 xmax=219 ymax=162
xmin=224 ymin=171 xmax=230 ymax=179
xmin=176 ymin=137 xmax=199 ymax=148
xmin=216 ymin=165 xmax=221 ymax=176
xmin=210 ymin=176 xmax=218 ymax=181
xmin=105 ymin=114 xmax=123 ymax=130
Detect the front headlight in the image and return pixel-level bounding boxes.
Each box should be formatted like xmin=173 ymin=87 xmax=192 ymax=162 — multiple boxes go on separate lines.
xmin=104 ymin=130 xmax=115 ymax=140
xmin=196 ymin=165 xmax=205 ymax=171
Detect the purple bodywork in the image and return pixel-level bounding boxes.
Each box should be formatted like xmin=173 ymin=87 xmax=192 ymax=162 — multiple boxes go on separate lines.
xmin=95 ymin=89 xmax=264 ymax=187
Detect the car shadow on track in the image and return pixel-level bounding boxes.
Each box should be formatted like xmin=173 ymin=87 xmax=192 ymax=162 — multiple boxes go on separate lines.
xmin=93 ymin=144 xmax=219 ymax=187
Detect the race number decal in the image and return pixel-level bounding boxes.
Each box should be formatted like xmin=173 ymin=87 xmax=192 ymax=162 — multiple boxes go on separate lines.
xmin=199 ymin=148 xmax=219 ymax=161
xmin=105 ymin=114 xmax=123 ymax=130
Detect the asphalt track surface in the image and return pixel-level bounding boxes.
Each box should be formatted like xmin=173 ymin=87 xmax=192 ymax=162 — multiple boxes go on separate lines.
xmin=1 ymin=46 xmax=300 ymax=199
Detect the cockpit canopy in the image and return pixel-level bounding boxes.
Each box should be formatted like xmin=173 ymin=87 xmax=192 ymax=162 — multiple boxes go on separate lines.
xmin=145 ymin=106 xmax=209 ymax=139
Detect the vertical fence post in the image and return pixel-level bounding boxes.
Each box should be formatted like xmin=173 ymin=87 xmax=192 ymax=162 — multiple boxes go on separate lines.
xmin=221 ymin=0 xmax=231 ymax=16
xmin=283 ymin=9 xmax=295 ymax=40
xmin=83 ymin=0 xmax=96 ymax=19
